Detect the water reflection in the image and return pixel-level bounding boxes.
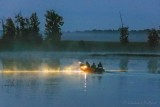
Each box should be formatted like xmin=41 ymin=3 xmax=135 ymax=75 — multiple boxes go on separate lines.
xmin=0 ymin=55 xmax=160 ymax=74
xmin=84 ymin=73 xmax=87 ymax=91
xmin=0 ymin=57 xmax=60 ymax=73
xmin=148 ymin=58 xmax=160 ymax=74
xmin=119 ymin=57 xmax=129 ymax=72
xmin=0 ymin=74 xmax=63 ymax=107
xmin=1 ymin=75 xmax=40 ymax=96
xmin=0 ymin=57 xmax=85 ymax=103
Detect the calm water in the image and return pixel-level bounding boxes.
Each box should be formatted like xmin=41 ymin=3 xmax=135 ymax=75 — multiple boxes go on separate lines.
xmin=0 ymin=52 xmax=160 ymax=107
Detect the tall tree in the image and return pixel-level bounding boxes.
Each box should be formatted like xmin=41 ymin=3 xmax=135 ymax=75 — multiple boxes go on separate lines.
xmin=15 ymin=13 xmax=26 ymax=32
xmin=44 ymin=10 xmax=64 ymax=45
xmin=15 ymin=12 xmax=42 ymax=44
xmin=0 ymin=18 xmax=16 ymax=49
xmin=2 ymin=18 xmax=16 ymax=43
xmin=119 ymin=27 xmax=129 ymax=44
xmin=29 ymin=12 xmax=42 ymax=44
xmin=30 ymin=12 xmax=40 ymax=34
xmin=148 ymin=29 xmax=159 ymax=47
xmin=119 ymin=12 xmax=129 ymax=44
xmin=15 ymin=13 xmax=28 ymax=42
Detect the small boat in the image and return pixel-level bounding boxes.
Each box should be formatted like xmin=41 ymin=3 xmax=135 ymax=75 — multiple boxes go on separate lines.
xmin=80 ymin=63 xmax=104 ymax=73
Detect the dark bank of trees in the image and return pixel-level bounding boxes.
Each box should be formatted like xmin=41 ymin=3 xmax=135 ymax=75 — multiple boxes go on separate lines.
xmin=119 ymin=27 xmax=160 ymax=47
xmin=148 ymin=29 xmax=159 ymax=47
xmin=119 ymin=12 xmax=159 ymax=47
xmin=0 ymin=10 xmax=159 ymax=51
xmin=0 ymin=10 xmax=64 ymax=50
xmin=14 ymin=12 xmax=42 ymax=45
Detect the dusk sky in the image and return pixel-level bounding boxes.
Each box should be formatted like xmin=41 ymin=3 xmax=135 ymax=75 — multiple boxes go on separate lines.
xmin=0 ymin=0 xmax=160 ymax=31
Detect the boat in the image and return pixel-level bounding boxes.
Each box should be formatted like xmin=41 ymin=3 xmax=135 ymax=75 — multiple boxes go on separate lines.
xmin=80 ymin=63 xmax=104 ymax=73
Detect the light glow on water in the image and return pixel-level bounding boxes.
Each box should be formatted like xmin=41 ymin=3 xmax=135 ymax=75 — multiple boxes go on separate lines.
xmin=61 ymin=62 xmax=82 ymax=73
xmin=84 ymin=72 xmax=87 ymax=91
xmin=0 ymin=61 xmax=83 ymax=75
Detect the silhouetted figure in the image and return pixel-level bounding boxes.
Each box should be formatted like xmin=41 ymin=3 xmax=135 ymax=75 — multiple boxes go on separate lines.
xmin=86 ymin=61 xmax=90 ymax=67
xmin=96 ymin=62 xmax=104 ymax=73
xmin=91 ymin=63 xmax=96 ymax=69
xmin=97 ymin=62 xmax=103 ymax=69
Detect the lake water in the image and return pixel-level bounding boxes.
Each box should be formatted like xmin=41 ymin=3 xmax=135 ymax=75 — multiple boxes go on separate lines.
xmin=0 ymin=52 xmax=160 ymax=107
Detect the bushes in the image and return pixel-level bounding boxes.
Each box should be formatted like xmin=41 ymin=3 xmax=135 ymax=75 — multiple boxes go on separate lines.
xmin=148 ymin=29 xmax=159 ymax=47
xmin=119 ymin=27 xmax=129 ymax=44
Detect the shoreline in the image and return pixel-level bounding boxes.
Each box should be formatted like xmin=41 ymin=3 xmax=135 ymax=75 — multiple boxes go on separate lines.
xmin=0 ymin=41 xmax=160 ymax=52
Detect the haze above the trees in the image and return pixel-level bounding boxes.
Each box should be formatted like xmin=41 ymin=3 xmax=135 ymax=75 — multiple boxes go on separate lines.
xmin=0 ymin=0 xmax=160 ymax=31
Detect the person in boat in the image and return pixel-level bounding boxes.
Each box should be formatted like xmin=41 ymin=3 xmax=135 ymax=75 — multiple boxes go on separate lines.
xmin=86 ymin=61 xmax=90 ymax=67
xmin=91 ymin=63 xmax=96 ymax=69
xmin=96 ymin=62 xmax=104 ymax=72
xmin=97 ymin=62 xmax=103 ymax=69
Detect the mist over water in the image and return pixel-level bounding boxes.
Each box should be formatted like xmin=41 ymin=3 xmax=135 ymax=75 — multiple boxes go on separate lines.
xmin=0 ymin=52 xmax=160 ymax=107
xmin=62 ymin=31 xmax=148 ymax=42
xmin=0 ymin=30 xmax=149 ymax=42
xmin=0 ymin=52 xmax=159 ymax=73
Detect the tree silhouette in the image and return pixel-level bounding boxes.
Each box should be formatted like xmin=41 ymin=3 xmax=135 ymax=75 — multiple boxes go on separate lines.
xmin=119 ymin=27 xmax=129 ymax=44
xmin=0 ymin=10 xmax=64 ymax=50
xmin=29 ymin=12 xmax=42 ymax=44
xmin=119 ymin=12 xmax=129 ymax=44
xmin=44 ymin=10 xmax=64 ymax=46
xmin=148 ymin=29 xmax=159 ymax=47
xmin=15 ymin=13 xmax=29 ymax=42
xmin=2 ymin=18 xmax=16 ymax=43
xmin=30 ymin=12 xmax=40 ymax=34
xmin=15 ymin=12 xmax=42 ymax=44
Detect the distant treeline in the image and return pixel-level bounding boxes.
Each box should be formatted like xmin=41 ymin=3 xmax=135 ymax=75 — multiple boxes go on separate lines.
xmin=71 ymin=29 xmax=160 ymax=33
xmin=0 ymin=9 xmax=159 ymax=51
xmin=0 ymin=10 xmax=64 ymax=51
xmin=118 ymin=27 xmax=160 ymax=47
xmin=69 ymin=28 xmax=160 ymax=48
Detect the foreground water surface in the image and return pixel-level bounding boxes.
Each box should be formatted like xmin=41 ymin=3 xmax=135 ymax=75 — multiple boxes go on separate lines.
xmin=0 ymin=52 xmax=160 ymax=107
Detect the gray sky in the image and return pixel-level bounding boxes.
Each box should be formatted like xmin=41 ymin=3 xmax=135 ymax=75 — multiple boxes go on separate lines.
xmin=0 ymin=0 xmax=160 ymax=31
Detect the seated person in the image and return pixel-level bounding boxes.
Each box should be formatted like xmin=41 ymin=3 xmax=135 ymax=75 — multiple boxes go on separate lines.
xmin=96 ymin=62 xmax=104 ymax=72
xmin=86 ymin=61 xmax=90 ymax=67
xmin=91 ymin=63 xmax=96 ymax=70
xmin=97 ymin=62 xmax=103 ymax=69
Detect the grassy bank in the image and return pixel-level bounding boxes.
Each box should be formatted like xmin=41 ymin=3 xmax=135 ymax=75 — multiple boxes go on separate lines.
xmin=59 ymin=41 xmax=160 ymax=52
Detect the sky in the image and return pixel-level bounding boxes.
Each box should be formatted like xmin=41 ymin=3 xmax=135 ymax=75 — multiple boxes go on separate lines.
xmin=0 ymin=0 xmax=160 ymax=31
